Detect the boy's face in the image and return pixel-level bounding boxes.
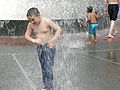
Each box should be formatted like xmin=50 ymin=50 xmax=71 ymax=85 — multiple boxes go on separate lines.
xmin=27 ymin=14 xmax=40 ymax=25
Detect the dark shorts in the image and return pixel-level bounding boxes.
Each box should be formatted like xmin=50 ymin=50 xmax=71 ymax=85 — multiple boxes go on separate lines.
xmin=108 ymin=4 xmax=119 ymax=21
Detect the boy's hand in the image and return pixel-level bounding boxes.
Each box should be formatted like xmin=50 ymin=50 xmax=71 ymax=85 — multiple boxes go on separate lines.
xmin=103 ymin=8 xmax=108 ymax=14
xmin=84 ymin=23 xmax=88 ymax=27
xmin=95 ymin=11 xmax=98 ymax=14
xmin=47 ymin=39 xmax=55 ymax=48
xmin=32 ymin=38 xmax=44 ymax=45
xmin=94 ymin=9 xmax=98 ymax=14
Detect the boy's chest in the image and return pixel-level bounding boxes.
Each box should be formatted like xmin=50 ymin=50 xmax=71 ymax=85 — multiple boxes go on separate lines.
xmin=33 ymin=23 xmax=50 ymax=33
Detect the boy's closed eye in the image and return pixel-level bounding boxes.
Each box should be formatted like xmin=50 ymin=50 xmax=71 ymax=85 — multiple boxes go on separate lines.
xmin=29 ymin=19 xmax=35 ymax=23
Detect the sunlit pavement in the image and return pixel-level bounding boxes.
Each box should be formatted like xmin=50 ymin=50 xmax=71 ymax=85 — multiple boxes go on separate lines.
xmin=0 ymin=20 xmax=120 ymax=90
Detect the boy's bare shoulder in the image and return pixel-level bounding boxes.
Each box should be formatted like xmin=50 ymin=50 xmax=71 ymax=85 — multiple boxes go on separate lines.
xmin=27 ymin=22 xmax=32 ymax=27
xmin=90 ymin=12 xmax=97 ymax=16
xmin=87 ymin=13 xmax=91 ymax=16
xmin=87 ymin=13 xmax=94 ymax=17
xmin=27 ymin=22 xmax=34 ymax=30
xmin=43 ymin=18 xmax=53 ymax=25
xmin=44 ymin=18 xmax=52 ymax=23
xmin=86 ymin=12 xmax=90 ymax=15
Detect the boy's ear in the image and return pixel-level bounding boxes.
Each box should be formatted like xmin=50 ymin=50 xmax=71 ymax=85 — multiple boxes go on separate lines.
xmin=35 ymin=14 xmax=40 ymax=17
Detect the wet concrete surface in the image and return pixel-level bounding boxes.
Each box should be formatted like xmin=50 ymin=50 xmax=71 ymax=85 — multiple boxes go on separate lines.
xmin=1 ymin=36 xmax=120 ymax=90
xmin=0 ymin=20 xmax=120 ymax=90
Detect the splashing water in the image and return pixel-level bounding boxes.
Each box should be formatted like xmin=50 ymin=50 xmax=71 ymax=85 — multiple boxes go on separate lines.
xmin=57 ymin=33 xmax=87 ymax=51
xmin=68 ymin=40 xmax=86 ymax=49
xmin=0 ymin=1 xmax=111 ymax=90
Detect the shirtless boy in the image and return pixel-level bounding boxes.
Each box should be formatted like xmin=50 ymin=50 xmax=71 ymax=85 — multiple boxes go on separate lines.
xmin=86 ymin=6 xmax=99 ymax=44
xmin=25 ymin=7 xmax=62 ymax=90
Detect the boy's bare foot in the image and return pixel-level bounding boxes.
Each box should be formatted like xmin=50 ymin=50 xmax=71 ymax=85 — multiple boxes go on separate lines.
xmin=113 ymin=31 xmax=118 ymax=36
xmin=108 ymin=35 xmax=114 ymax=38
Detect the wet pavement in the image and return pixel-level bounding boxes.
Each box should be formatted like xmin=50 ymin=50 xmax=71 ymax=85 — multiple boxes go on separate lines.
xmin=0 ymin=21 xmax=120 ymax=90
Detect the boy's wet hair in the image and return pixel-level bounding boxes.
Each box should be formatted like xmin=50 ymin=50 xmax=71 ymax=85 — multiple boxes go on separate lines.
xmin=87 ymin=6 xmax=93 ymax=13
xmin=27 ymin=7 xmax=40 ymax=17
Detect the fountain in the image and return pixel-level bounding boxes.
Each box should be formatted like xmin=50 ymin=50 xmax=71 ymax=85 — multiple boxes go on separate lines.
xmin=0 ymin=0 xmax=115 ymax=90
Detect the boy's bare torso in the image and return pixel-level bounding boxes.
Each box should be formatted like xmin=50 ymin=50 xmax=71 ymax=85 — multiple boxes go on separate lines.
xmin=30 ymin=18 xmax=53 ymax=44
xmin=108 ymin=0 xmax=119 ymax=4
xmin=87 ymin=12 xmax=98 ymax=23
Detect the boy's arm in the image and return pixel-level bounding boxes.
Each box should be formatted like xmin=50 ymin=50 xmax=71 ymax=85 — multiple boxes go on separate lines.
xmin=104 ymin=0 xmax=107 ymax=9
xmin=86 ymin=13 xmax=91 ymax=23
xmin=25 ymin=24 xmax=36 ymax=43
xmin=103 ymin=0 xmax=108 ymax=14
xmin=95 ymin=12 xmax=99 ymax=18
xmin=48 ymin=20 xmax=62 ymax=42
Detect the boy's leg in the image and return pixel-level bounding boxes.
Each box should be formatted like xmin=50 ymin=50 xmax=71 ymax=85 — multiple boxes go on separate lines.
xmin=86 ymin=33 xmax=92 ymax=44
xmin=41 ymin=46 xmax=56 ymax=90
xmin=113 ymin=5 xmax=119 ymax=36
xmin=108 ymin=20 xmax=115 ymax=38
xmin=86 ymin=24 xmax=92 ymax=44
xmin=93 ymin=34 xmax=97 ymax=42
xmin=37 ymin=45 xmax=45 ymax=89
xmin=108 ymin=5 xmax=114 ymax=38
xmin=108 ymin=4 xmax=119 ymax=38
xmin=93 ymin=24 xmax=98 ymax=42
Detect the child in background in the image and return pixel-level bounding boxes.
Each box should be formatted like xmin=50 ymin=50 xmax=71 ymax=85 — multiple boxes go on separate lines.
xmin=104 ymin=0 xmax=119 ymax=38
xmin=86 ymin=6 xmax=99 ymax=44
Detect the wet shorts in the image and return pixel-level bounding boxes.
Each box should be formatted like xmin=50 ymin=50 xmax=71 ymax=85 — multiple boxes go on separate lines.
xmin=108 ymin=4 xmax=119 ymax=21
xmin=89 ymin=23 xmax=98 ymax=37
